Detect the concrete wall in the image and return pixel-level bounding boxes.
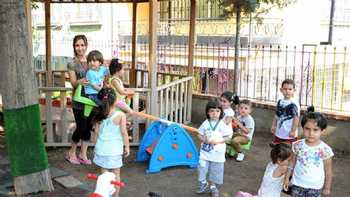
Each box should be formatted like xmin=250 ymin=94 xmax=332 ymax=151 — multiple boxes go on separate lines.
xmin=192 ymin=97 xmax=350 ymax=152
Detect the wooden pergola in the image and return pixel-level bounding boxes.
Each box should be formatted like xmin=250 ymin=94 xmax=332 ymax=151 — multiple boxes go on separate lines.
xmin=33 ymin=0 xmax=196 ymax=118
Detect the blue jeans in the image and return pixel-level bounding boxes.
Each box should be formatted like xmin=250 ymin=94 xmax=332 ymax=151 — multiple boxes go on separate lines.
xmin=291 ymin=185 xmax=322 ymax=197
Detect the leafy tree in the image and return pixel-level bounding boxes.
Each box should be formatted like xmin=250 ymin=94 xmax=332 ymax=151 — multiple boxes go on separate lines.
xmin=218 ymin=0 xmax=295 ymax=93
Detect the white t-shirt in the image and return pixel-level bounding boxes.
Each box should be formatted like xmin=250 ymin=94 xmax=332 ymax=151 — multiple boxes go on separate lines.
xmin=238 ymin=115 xmax=255 ymax=140
xmin=291 ymin=139 xmax=334 ymax=190
xmin=223 ymin=107 xmax=235 ymax=118
xmin=198 ymin=119 xmax=233 ymax=162
xmin=275 ymin=99 xmax=300 ymax=139
xmin=258 ymin=162 xmax=284 ymax=197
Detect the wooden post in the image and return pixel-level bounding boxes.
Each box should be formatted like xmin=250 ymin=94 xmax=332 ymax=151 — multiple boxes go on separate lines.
xmin=45 ymin=1 xmax=52 ymax=87
xmin=0 ymin=0 xmax=54 ymax=195
xmin=187 ymin=0 xmax=196 ymax=122
xmin=130 ymin=0 xmax=137 ymax=87
xmin=149 ymin=0 xmax=158 ymax=116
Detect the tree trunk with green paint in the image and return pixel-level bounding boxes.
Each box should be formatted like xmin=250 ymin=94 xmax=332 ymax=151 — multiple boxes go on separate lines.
xmin=0 ymin=0 xmax=54 ymax=195
xmin=233 ymin=7 xmax=241 ymax=94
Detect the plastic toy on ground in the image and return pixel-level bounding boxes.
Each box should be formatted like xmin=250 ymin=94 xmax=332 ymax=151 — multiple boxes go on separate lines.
xmin=73 ymin=85 xmax=97 ymax=117
xmin=136 ymin=118 xmax=199 ymax=173
xmin=87 ymin=173 xmax=125 ymax=197
xmin=226 ymin=140 xmax=252 ymax=157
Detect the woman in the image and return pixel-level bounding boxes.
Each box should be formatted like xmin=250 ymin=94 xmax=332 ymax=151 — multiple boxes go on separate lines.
xmin=65 ymin=35 xmax=94 ymax=165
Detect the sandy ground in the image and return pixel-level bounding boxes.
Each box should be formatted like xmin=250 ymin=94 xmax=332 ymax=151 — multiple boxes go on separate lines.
xmin=1 ymin=131 xmax=350 ymax=197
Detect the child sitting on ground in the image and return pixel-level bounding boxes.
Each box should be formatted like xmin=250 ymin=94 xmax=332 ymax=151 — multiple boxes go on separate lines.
xmin=270 ymin=79 xmax=300 ymax=145
xmin=85 ymin=50 xmax=109 ymax=103
xmin=197 ymin=99 xmax=233 ymax=197
xmin=283 ymin=107 xmax=333 ymax=197
xmin=228 ymin=99 xmax=255 ymax=161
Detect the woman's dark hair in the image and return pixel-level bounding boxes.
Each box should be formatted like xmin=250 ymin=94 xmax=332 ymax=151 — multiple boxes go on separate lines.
xmin=270 ymin=143 xmax=292 ymax=164
xmin=87 ymin=50 xmax=104 ymax=64
xmin=109 ymin=58 xmax=123 ymax=75
xmin=301 ymin=106 xmax=327 ymax=130
xmin=205 ymin=99 xmax=224 ymax=120
xmin=220 ymin=91 xmax=240 ymax=105
xmin=94 ymin=88 xmax=116 ymax=122
xmin=73 ymin=35 xmax=88 ymax=56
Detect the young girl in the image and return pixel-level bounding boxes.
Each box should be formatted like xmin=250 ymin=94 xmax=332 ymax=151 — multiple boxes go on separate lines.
xmin=108 ymin=58 xmax=134 ymax=114
xmin=257 ymin=143 xmax=292 ymax=197
xmin=283 ymin=107 xmax=333 ymax=197
xmin=93 ymin=88 xmax=130 ymax=197
xmin=219 ymin=91 xmax=240 ymax=124
xmin=197 ymin=99 xmax=233 ymax=197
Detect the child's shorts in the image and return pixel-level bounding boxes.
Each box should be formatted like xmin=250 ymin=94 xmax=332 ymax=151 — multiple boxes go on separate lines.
xmin=198 ymin=159 xmax=224 ymax=185
xmin=93 ymin=154 xmax=123 ymax=169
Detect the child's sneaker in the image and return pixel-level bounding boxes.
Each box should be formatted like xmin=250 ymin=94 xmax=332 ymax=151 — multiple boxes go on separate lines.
xmin=209 ymin=185 xmax=219 ymax=197
xmin=236 ymin=153 xmax=245 ymax=161
xmin=196 ymin=181 xmax=209 ymax=194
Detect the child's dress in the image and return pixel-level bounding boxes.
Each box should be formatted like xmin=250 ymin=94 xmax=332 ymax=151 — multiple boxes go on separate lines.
xmin=94 ymin=111 xmax=124 ymax=169
xmin=109 ymin=76 xmax=131 ymax=108
xmin=258 ymin=162 xmax=284 ymax=197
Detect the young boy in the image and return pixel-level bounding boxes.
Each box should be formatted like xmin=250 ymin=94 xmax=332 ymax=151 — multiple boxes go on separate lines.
xmin=85 ymin=50 xmax=109 ymax=103
xmin=270 ymin=79 xmax=300 ymax=145
xmin=229 ymin=99 xmax=255 ymax=161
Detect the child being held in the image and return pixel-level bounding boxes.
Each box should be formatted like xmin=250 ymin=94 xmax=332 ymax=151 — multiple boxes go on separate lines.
xmin=283 ymin=107 xmax=333 ymax=197
xmin=85 ymin=50 xmax=109 ymax=103
xmin=228 ymin=99 xmax=255 ymax=161
xmin=271 ymin=79 xmax=300 ymax=145
xmin=197 ymin=99 xmax=233 ymax=197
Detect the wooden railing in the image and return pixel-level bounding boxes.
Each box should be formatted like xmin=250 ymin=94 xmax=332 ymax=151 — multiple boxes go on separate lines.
xmin=157 ymin=76 xmax=192 ymax=124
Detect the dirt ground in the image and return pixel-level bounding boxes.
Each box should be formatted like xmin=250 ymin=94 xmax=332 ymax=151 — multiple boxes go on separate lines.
xmin=1 ymin=131 xmax=350 ymax=197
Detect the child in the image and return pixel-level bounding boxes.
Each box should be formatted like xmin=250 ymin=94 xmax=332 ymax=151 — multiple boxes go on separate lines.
xmin=257 ymin=143 xmax=292 ymax=197
xmin=271 ymin=79 xmax=300 ymax=145
xmin=219 ymin=91 xmax=240 ymax=124
xmin=229 ymin=99 xmax=255 ymax=161
xmin=197 ymin=99 xmax=233 ymax=197
xmin=93 ymin=88 xmax=130 ymax=197
xmin=85 ymin=50 xmax=109 ymax=103
xmin=283 ymin=107 xmax=333 ymax=197
xmin=108 ymin=58 xmax=134 ymax=114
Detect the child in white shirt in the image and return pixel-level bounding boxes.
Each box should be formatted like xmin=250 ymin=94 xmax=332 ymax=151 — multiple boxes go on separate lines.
xmin=283 ymin=107 xmax=333 ymax=197
xmin=196 ymin=99 xmax=233 ymax=197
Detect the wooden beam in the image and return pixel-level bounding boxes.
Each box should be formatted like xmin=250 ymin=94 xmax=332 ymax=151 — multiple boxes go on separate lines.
xmin=148 ymin=0 xmax=158 ymax=116
xmin=45 ymin=1 xmax=52 ymax=87
xmin=186 ymin=0 xmax=196 ymax=122
xmin=130 ymin=0 xmax=137 ymax=87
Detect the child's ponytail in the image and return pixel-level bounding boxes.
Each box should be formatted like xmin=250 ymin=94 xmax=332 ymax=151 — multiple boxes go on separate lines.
xmin=221 ymin=91 xmax=240 ymax=106
xmin=301 ymin=106 xmax=327 ymax=130
xmin=94 ymin=88 xmax=116 ymax=122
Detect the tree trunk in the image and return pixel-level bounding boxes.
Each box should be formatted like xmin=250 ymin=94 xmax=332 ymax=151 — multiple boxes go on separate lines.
xmin=0 ymin=0 xmax=54 ymax=195
xmin=233 ymin=7 xmax=241 ymax=94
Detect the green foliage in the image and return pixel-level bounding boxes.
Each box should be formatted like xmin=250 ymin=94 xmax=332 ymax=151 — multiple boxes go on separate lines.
xmin=219 ymin=0 xmax=295 ymax=20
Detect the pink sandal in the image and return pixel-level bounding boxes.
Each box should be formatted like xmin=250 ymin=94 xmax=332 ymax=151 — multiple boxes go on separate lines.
xmin=78 ymin=156 xmax=92 ymax=165
xmin=65 ymin=155 xmax=80 ymax=165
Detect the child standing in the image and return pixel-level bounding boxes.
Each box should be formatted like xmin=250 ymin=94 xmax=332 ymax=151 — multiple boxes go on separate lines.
xmin=85 ymin=50 xmax=109 ymax=102
xmin=197 ymin=99 xmax=233 ymax=197
xmin=283 ymin=107 xmax=333 ymax=197
xmin=257 ymin=143 xmax=292 ymax=197
xmin=219 ymin=91 xmax=240 ymax=124
xmin=228 ymin=99 xmax=255 ymax=161
xmin=93 ymin=88 xmax=130 ymax=197
xmin=108 ymin=58 xmax=134 ymax=114
xmin=271 ymin=79 xmax=300 ymax=145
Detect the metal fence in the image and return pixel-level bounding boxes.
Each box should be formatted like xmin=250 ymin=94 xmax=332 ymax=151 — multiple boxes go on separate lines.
xmin=33 ymin=38 xmax=350 ymax=115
